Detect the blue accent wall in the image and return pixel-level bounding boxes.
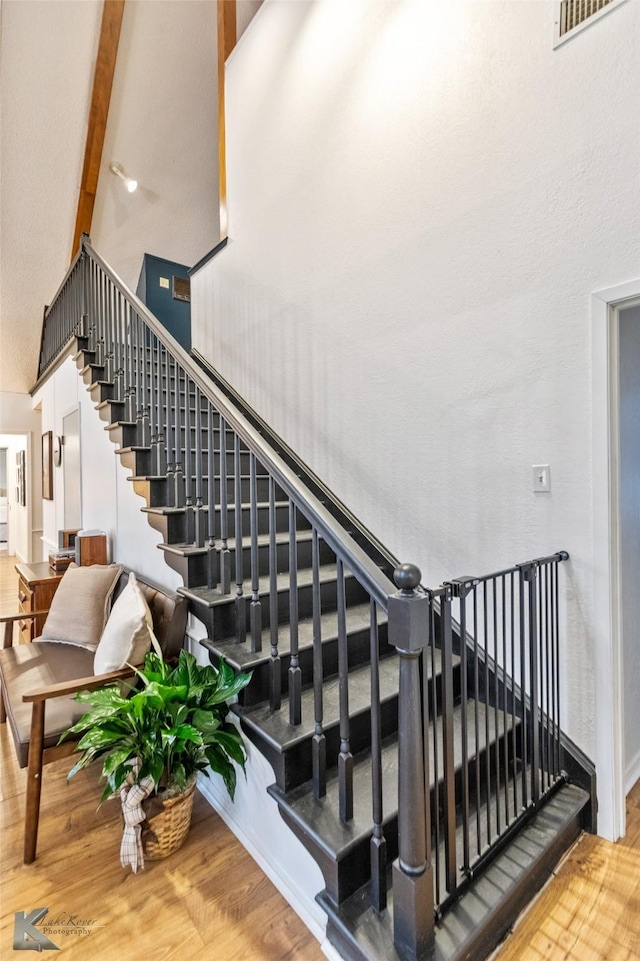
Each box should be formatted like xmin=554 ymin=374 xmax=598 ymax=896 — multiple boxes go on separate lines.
xmin=136 ymin=253 xmax=192 ymax=352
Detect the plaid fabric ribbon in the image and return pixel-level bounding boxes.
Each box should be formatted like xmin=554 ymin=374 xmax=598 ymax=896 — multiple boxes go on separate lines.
xmin=119 ymin=759 xmax=155 ymax=873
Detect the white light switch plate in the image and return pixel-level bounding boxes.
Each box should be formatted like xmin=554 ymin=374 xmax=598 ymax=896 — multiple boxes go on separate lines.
xmin=532 ymin=465 xmax=551 ymax=493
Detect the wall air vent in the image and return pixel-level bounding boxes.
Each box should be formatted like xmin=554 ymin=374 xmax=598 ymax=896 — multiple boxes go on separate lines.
xmin=555 ymin=0 xmax=628 ymax=45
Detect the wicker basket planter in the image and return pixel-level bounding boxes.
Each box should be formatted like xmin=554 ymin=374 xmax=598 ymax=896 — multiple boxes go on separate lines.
xmin=142 ymin=779 xmax=196 ymax=860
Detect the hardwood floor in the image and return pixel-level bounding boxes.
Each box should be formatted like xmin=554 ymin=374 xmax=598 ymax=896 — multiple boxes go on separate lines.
xmin=491 ymin=781 xmax=640 ymax=961
xmin=1 ymin=725 xmax=325 ymax=960
xmin=0 ymin=551 xmax=324 ymax=961
xmin=1 ymin=550 xmax=638 ymax=960
xmin=0 ymin=550 xmax=19 ymax=617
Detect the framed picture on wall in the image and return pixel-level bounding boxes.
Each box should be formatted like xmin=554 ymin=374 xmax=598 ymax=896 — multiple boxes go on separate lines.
xmin=42 ymin=431 xmax=53 ymax=500
xmin=16 ymin=450 xmax=26 ymax=506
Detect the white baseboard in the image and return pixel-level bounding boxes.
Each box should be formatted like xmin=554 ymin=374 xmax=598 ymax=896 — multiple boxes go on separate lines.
xmin=625 ymin=749 xmax=640 ymax=795
xmin=195 ymin=738 xmax=329 ymax=947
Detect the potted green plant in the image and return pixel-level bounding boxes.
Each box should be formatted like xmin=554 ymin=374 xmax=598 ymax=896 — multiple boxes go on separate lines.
xmin=63 ymin=638 xmax=251 ymax=870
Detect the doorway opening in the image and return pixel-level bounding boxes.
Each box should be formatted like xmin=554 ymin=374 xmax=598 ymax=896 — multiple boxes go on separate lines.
xmin=592 ymin=281 xmax=640 ymax=842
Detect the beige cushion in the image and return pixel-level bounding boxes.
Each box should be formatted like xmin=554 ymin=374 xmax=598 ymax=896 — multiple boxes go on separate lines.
xmin=93 ymin=571 xmax=153 ymax=674
xmin=41 ymin=563 xmax=123 ymax=652
xmin=0 ymin=641 xmax=95 ymax=768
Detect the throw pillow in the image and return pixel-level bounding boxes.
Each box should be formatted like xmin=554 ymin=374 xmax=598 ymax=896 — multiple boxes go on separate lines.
xmin=93 ymin=571 xmax=154 ymax=675
xmin=41 ymin=563 xmax=123 ymax=651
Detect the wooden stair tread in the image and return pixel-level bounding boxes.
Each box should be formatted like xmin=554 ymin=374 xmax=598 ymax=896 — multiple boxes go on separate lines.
xmin=319 ymin=782 xmax=590 ymax=961
xmin=202 ymin=601 xmax=387 ymax=671
xmin=237 ymin=654 xmax=402 ymax=752
xmin=180 ymin=563 xmax=355 ymax=609
xmin=270 ymin=698 xmax=517 ymax=861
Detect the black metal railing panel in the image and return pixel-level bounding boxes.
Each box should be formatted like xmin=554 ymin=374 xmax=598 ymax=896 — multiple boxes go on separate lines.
xmin=424 ymin=551 xmax=568 ymax=916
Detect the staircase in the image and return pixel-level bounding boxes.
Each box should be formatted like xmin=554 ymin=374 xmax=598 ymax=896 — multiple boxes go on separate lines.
xmin=36 ymin=238 xmax=595 ymax=961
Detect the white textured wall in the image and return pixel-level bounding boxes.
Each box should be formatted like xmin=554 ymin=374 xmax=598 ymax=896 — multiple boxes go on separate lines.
xmin=192 ymin=0 xmax=640 ymax=770
xmin=33 ymin=356 xmax=181 ymax=591
xmin=90 ymin=0 xmax=218 ymax=291
xmin=619 ymin=306 xmax=640 ymax=790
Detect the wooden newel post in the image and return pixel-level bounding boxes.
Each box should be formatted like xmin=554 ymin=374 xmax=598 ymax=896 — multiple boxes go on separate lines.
xmin=389 ymin=564 xmax=435 ymax=961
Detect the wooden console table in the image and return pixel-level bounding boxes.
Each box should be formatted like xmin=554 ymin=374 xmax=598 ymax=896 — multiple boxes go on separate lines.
xmin=15 ymin=562 xmax=63 ymax=643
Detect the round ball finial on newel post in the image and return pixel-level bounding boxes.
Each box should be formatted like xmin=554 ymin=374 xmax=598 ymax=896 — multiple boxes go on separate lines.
xmin=393 ymin=563 xmax=422 ymax=594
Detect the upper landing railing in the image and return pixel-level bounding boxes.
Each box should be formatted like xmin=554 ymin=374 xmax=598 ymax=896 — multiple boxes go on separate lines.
xmin=36 ymin=237 xmax=570 ymax=960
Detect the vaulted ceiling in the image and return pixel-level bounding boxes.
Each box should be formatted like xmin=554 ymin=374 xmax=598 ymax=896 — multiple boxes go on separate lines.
xmin=0 ymin=0 xmax=261 ymax=399
xmin=0 ymin=0 xmax=104 ymax=395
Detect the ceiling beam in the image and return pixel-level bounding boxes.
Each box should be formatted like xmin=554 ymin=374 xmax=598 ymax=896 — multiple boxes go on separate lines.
xmin=70 ymin=0 xmax=125 ymax=262
xmin=218 ymin=0 xmax=237 ymax=239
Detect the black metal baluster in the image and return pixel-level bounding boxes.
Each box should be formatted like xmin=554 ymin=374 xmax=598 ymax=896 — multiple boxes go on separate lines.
xmin=234 ymin=434 xmax=246 ymax=643
xmin=370 ymin=598 xmax=387 ymax=912
xmin=165 ymin=354 xmax=175 ymax=507
xmin=543 ymin=563 xmax=550 ymax=791
xmin=268 ymin=477 xmax=281 ymax=712
xmin=519 ymin=567 xmax=529 ymax=808
xmin=183 ymin=375 xmax=194 ymax=543
xmin=132 ymin=311 xmax=143 ymax=443
xmin=140 ymin=318 xmax=150 ymax=448
xmin=154 ymin=341 xmax=168 ymax=477
xmin=102 ymin=273 xmax=111 ymax=382
xmin=113 ymin=286 xmax=123 ymax=403
xmin=552 ymin=560 xmax=559 ymax=779
xmin=249 ymin=452 xmax=262 ymax=652
xmin=336 ymin=557 xmax=352 ymax=821
xmin=115 ymin=292 xmax=125 ymax=407
xmin=493 ymin=578 xmax=500 ymax=838
xmin=451 ymin=580 xmax=470 ymax=875
xmin=311 ymin=528 xmax=325 ymax=798
xmin=483 ymin=581 xmax=491 ymax=847
xmin=502 ymin=574 xmax=509 ymax=827
xmin=218 ymin=417 xmax=231 ymax=594
xmin=134 ymin=311 xmax=143 ymax=443
xmin=473 ymin=585 xmax=481 ymax=856
xmin=288 ymin=502 xmax=301 ymax=725
xmin=548 ymin=562 xmax=555 ymax=783
xmin=439 ymin=586 xmax=457 ymax=892
xmin=510 ymin=572 xmax=518 ymax=815
xmin=194 ymin=387 xmax=205 ymax=549
xmin=429 ymin=598 xmax=441 ymax=905
xmin=529 ymin=564 xmax=540 ymax=804
xmin=149 ymin=333 xmax=158 ymax=468
xmin=173 ymin=364 xmax=184 ymax=508
xmin=206 ymin=402 xmax=217 ymax=587
xmin=88 ymin=261 xmax=96 ymax=354
xmin=96 ymin=268 xmax=105 ymax=367
xmin=124 ymin=302 xmax=135 ymax=424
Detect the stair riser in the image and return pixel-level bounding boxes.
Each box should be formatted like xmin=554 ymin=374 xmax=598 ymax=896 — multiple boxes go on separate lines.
xmin=161 ymin=531 xmax=333 ymax=589
xmin=88 ymin=380 xmax=117 ymax=404
xmin=193 ymin=574 xmax=370 ymax=640
xmin=209 ymin=621 xmax=393 ymax=709
xmin=130 ymin=447 xmax=261 ymax=477
xmin=130 ymin=473 xmax=275 ymax=509
xmin=146 ymin=501 xmax=304 ymax=546
xmin=252 ymin=693 xmax=402 ymax=795
xmin=118 ymin=431 xmax=252 ymax=474
xmin=80 ymin=362 xmax=105 ymax=387
xmin=117 ymin=448 xmax=272 ymax=496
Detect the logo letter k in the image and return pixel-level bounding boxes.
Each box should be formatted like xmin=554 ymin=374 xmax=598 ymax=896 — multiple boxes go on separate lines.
xmin=13 ymin=909 xmax=60 ymax=951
